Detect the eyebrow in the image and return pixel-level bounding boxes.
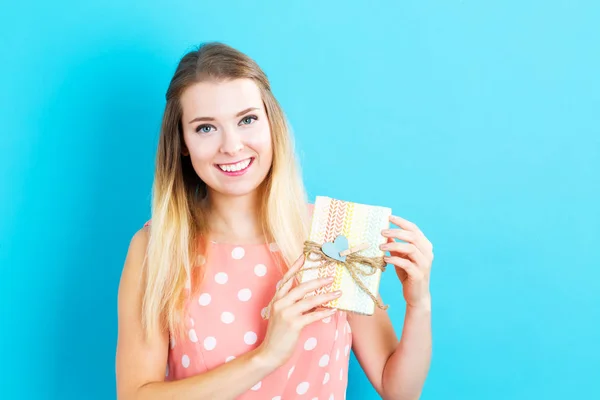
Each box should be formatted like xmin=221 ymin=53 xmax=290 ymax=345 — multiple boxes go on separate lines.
xmin=188 ymin=107 xmax=260 ymax=124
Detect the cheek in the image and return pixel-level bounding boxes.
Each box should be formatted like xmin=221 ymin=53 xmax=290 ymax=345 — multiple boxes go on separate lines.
xmin=188 ymin=146 xmax=219 ymax=174
xmin=185 ymin=135 xmax=218 ymax=164
xmin=246 ymin=126 xmax=273 ymax=156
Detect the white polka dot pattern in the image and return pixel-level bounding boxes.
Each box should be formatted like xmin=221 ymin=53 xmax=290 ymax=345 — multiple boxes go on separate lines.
xmin=181 ymin=355 xmax=190 ymax=368
xmin=254 ymin=263 xmax=267 ymax=277
xmin=260 ymin=307 xmax=269 ymax=319
xmin=203 ymin=337 xmax=216 ymax=351
xmin=238 ymin=288 xmax=252 ymax=301
xmin=244 ymin=331 xmax=257 ymax=345
xmin=221 ymin=312 xmax=235 ymax=324
xmin=319 ymin=354 xmax=330 ymax=367
xmin=304 ymin=337 xmax=318 ymax=351
xmin=297 ymin=382 xmax=310 ymax=394
xmin=164 ymin=242 xmax=351 ymax=399
xmin=198 ymin=293 xmax=211 ymax=306
xmin=214 ymin=272 xmax=228 ymax=284
xmin=231 ymin=247 xmax=245 ymax=260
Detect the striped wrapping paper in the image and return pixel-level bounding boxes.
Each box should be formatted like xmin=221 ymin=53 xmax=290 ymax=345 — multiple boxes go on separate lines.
xmin=299 ymin=196 xmax=392 ymax=316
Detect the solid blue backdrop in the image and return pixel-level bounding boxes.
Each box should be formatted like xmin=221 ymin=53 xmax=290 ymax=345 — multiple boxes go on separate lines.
xmin=1 ymin=1 xmax=598 ymax=399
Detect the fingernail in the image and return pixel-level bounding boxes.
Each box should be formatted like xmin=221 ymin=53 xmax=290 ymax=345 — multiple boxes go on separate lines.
xmin=382 ymin=229 xmax=391 ymax=235
xmin=326 ymin=276 xmax=334 ymax=282
xmin=333 ymin=290 xmax=342 ymax=296
xmin=380 ymin=244 xmax=389 ymax=250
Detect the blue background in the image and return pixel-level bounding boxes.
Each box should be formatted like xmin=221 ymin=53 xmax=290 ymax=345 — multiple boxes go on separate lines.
xmin=1 ymin=1 xmax=598 ymax=399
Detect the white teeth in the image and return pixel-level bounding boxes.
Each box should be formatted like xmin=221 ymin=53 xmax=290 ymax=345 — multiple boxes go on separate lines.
xmin=218 ymin=158 xmax=251 ymax=172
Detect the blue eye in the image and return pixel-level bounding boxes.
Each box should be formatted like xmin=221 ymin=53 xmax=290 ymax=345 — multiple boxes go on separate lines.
xmin=240 ymin=115 xmax=258 ymax=125
xmin=196 ymin=125 xmax=214 ymax=134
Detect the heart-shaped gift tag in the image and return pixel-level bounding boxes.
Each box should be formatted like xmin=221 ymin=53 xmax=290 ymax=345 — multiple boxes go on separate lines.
xmin=321 ymin=235 xmax=349 ymax=262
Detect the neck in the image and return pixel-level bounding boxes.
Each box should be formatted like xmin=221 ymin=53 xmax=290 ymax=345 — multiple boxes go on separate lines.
xmin=205 ymin=189 xmax=265 ymax=244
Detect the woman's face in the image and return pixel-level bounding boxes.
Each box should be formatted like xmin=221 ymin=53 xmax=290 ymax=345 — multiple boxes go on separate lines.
xmin=180 ymin=79 xmax=273 ymax=198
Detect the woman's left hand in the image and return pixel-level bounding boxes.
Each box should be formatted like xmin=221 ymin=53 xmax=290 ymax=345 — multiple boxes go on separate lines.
xmin=380 ymin=215 xmax=434 ymax=309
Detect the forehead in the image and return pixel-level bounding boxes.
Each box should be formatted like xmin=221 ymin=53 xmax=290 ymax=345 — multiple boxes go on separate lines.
xmin=180 ymin=78 xmax=263 ymax=119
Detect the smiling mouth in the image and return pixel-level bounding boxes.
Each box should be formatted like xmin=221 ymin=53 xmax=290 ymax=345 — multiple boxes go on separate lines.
xmin=215 ymin=157 xmax=254 ymax=174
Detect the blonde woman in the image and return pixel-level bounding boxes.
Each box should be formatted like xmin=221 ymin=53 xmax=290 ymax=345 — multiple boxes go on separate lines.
xmin=115 ymin=42 xmax=434 ymax=400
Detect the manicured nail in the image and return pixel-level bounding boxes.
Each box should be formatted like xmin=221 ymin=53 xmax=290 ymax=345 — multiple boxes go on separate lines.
xmin=333 ymin=290 xmax=343 ymax=296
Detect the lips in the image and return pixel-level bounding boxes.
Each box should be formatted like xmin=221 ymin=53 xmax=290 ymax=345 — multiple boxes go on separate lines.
xmin=215 ymin=157 xmax=254 ymax=174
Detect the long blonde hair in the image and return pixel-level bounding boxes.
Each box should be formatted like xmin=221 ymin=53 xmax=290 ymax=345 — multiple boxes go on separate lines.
xmin=142 ymin=42 xmax=310 ymax=340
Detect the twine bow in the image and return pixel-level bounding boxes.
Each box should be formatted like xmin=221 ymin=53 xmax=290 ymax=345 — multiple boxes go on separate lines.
xmin=262 ymin=239 xmax=388 ymax=320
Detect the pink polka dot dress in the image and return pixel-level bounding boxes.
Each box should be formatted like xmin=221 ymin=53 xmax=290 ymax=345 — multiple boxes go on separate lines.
xmin=148 ymin=223 xmax=353 ymax=399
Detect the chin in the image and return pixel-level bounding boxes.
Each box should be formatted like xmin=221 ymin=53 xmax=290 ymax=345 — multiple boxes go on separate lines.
xmin=209 ymin=178 xmax=267 ymax=198
xmin=220 ymin=186 xmax=260 ymax=197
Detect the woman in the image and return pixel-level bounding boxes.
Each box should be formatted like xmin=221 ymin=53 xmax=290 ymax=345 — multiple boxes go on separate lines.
xmin=115 ymin=42 xmax=434 ymax=400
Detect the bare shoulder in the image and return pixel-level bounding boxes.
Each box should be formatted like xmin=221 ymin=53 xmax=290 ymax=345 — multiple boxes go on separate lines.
xmin=119 ymin=226 xmax=150 ymax=284
xmin=129 ymin=225 xmax=151 ymax=256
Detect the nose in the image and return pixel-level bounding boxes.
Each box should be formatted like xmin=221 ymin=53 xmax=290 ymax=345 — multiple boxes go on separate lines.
xmin=219 ymin=129 xmax=244 ymax=155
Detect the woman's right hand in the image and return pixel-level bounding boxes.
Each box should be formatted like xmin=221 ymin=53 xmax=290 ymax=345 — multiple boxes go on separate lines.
xmin=257 ymin=254 xmax=342 ymax=368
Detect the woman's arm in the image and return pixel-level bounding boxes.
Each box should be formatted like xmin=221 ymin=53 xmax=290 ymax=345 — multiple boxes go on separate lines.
xmin=348 ymin=298 xmax=432 ymax=400
xmin=115 ymin=228 xmax=280 ymax=400
xmin=116 ymin=228 xmax=338 ymax=400
xmin=350 ymin=214 xmax=434 ymax=399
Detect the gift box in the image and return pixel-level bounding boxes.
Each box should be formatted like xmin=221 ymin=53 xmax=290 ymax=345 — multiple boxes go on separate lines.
xmin=299 ymin=196 xmax=392 ymax=316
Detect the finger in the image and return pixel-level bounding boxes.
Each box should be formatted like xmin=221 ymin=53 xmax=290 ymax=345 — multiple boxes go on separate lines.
xmin=298 ymin=307 xmax=338 ymax=327
xmin=389 ymin=215 xmax=432 ymax=249
xmin=274 ymin=254 xmax=306 ymax=299
xmin=289 ymin=290 xmax=342 ymax=315
xmin=382 ymin=229 xmax=430 ymax=254
xmin=389 ymin=215 xmax=421 ymax=233
xmin=382 ymin=228 xmax=415 ymax=242
xmin=384 ymin=256 xmax=422 ymax=278
xmin=281 ymin=276 xmax=334 ymax=307
xmin=381 ymin=242 xmax=428 ymax=266
xmin=382 ymin=235 xmax=430 ymax=261
xmin=389 ymin=215 xmax=433 ymax=253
